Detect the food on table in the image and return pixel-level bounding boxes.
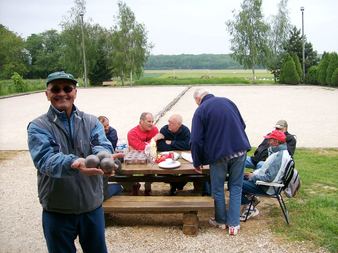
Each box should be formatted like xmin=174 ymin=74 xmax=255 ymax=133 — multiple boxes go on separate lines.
xmin=155 ymin=152 xmax=174 ymax=164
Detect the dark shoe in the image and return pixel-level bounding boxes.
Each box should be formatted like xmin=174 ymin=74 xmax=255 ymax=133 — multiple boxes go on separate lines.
xmin=176 ymin=182 xmax=187 ymax=191
xmin=132 ymin=182 xmax=141 ymax=196
xmin=144 ymin=190 xmax=151 ymax=196
xmin=169 ymin=186 xmax=177 ymax=196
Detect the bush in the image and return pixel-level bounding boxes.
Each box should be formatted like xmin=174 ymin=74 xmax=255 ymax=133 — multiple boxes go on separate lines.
xmin=317 ymin=53 xmax=330 ymax=85
xmin=280 ymin=54 xmax=300 ymax=85
xmin=331 ymin=68 xmax=338 ymax=86
xmin=291 ymin=53 xmax=303 ymax=82
xmin=305 ymin=66 xmax=318 ymax=85
xmin=11 ymin=72 xmax=27 ymax=92
xmin=326 ymin=53 xmax=338 ymax=85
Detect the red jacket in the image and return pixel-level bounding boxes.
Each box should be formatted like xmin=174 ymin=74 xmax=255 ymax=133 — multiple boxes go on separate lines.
xmin=127 ymin=125 xmax=159 ymax=151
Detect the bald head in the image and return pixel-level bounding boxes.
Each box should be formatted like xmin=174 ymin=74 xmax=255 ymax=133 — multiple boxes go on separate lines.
xmin=168 ymin=114 xmax=183 ymax=133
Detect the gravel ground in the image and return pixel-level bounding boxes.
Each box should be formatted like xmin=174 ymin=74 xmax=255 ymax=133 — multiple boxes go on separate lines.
xmin=0 ymin=152 xmax=329 ymax=253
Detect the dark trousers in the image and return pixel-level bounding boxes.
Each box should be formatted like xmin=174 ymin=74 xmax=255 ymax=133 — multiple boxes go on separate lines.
xmin=42 ymin=206 xmax=107 ymax=253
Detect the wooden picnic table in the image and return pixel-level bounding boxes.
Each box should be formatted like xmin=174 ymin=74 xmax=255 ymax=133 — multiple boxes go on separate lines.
xmin=104 ymin=151 xmax=213 ymax=236
xmin=108 ymin=151 xmax=210 ymax=183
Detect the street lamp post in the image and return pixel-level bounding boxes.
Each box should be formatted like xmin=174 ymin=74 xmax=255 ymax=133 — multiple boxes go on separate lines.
xmin=79 ymin=12 xmax=88 ymax=87
xmin=300 ymin=6 xmax=305 ymax=82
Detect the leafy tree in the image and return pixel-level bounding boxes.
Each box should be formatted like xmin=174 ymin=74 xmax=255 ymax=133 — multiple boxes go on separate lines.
xmin=331 ymin=68 xmax=338 ymax=86
xmin=0 ymin=25 xmax=29 ymax=79
xmin=226 ymin=0 xmax=269 ymax=83
xmin=266 ymin=0 xmax=291 ymax=83
xmin=111 ymin=1 xmax=152 ymax=85
xmin=326 ymin=52 xmax=338 ymax=85
xmin=304 ymin=42 xmax=319 ymax=74
xmin=280 ymin=53 xmax=300 ymax=84
xmin=87 ymin=26 xmax=112 ymax=85
xmin=25 ymin=30 xmax=63 ymax=78
xmin=284 ymin=26 xmax=319 ymax=75
xmin=60 ymin=0 xmax=112 ymax=86
xmin=317 ymin=52 xmax=330 ymax=85
xmin=59 ymin=0 xmax=86 ymax=80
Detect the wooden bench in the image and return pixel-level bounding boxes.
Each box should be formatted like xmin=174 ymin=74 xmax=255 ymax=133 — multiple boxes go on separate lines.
xmin=103 ymin=195 xmax=214 ymax=236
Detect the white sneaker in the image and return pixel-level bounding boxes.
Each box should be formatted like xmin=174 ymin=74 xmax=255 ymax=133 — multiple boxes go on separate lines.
xmin=240 ymin=207 xmax=260 ymax=221
xmin=208 ymin=217 xmax=226 ymax=230
xmin=228 ymin=225 xmax=240 ymax=236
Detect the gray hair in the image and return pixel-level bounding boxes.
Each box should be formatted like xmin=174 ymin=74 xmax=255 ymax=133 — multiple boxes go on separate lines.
xmin=193 ymin=88 xmax=209 ymax=100
xmin=140 ymin=112 xmax=153 ymax=121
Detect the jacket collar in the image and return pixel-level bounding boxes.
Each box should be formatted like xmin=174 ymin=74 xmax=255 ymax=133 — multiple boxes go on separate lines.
xmin=47 ymin=104 xmax=78 ymax=122
xmin=200 ymin=94 xmax=214 ymax=104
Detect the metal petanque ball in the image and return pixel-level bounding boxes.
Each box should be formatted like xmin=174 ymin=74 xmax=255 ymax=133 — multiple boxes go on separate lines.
xmin=113 ymin=159 xmax=122 ymax=174
xmin=100 ymin=158 xmax=115 ymax=173
xmin=97 ymin=150 xmax=111 ymax=161
xmin=85 ymin=154 xmax=100 ymax=168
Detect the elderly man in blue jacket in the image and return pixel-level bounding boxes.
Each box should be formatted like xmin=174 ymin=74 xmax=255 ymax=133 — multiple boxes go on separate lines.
xmin=191 ymin=88 xmax=251 ymax=236
xmin=27 ymin=71 xmax=113 ymax=253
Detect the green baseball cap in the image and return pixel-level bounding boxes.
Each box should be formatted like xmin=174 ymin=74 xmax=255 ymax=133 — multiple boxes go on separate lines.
xmin=46 ymin=71 xmax=77 ymax=86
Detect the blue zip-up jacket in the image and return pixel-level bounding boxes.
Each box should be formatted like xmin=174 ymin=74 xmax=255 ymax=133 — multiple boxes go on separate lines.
xmin=191 ymin=94 xmax=251 ymax=167
xmin=251 ymin=143 xmax=291 ymax=195
xmin=27 ymin=105 xmax=113 ymax=214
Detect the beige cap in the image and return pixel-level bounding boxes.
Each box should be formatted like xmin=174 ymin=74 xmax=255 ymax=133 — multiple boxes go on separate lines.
xmin=275 ymin=120 xmax=288 ymax=129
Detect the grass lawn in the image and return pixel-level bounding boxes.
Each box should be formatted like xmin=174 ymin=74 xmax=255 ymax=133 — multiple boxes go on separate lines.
xmin=266 ymin=148 xmax=338 ymax=252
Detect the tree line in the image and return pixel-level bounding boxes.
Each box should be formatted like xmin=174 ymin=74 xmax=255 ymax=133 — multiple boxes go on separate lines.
xmin=145 ymin=54 xmax=244 ymax=70
xmin=0 ymin=0 xmax=337 ymax=87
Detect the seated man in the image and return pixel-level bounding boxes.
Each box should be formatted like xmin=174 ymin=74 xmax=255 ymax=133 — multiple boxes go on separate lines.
xmin=127 ymin=112 xmax=159 ymax=195
xmin=155 ymin=114 xmax=190 ymax=151
xmin=153 ymin=114 xmax=191 ymax=195
xmin=98 ymin=116 xmax=123 ymax=200
xmin=245 ymin=119 xmax=296 ymax=170
xmin=98 ymin=116 xmax=118 ymax=150
xmin=240 ymin=130 xmax=292 ymax=221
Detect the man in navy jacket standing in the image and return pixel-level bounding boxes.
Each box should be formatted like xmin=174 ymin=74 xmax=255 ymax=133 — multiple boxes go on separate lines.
xmin=191 ymin=88 xmax=250 ymax=236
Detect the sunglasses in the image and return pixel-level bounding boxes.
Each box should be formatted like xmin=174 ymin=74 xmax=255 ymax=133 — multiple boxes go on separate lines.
xmin=48 ymin=85 xmax=75 ymax=94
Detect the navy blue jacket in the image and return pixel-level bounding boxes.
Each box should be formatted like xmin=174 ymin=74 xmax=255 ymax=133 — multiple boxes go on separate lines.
xmin=156 ymin=124 xmax=191 ymax=151
xmin=191 ymin=94 xmax=251 ymax=167
xmin=106 ymin=126 xmax=118 ymax=150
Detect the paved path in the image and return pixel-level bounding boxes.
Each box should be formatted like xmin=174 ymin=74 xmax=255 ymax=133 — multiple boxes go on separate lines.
xmin=1 ymin=85 xmax=338 ymax=150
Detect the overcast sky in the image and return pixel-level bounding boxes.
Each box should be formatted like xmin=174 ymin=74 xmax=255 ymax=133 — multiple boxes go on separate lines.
xmin=0 ymin=0 xmax=337 ymax=55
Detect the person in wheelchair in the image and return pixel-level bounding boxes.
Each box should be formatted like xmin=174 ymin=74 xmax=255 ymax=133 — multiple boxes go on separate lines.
xmin=240 ymin=130 xmax=292 ymax=221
